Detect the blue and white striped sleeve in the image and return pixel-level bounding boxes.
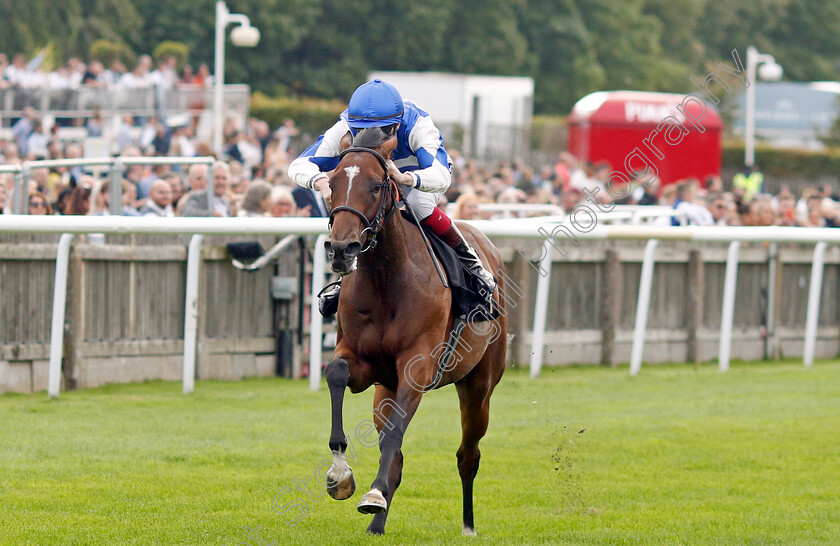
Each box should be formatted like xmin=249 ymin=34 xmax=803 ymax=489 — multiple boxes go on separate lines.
xmin=407 ymin=115 xmax=452 ymax=193
xmin=288 ymin=119 xmax=350 ymax=189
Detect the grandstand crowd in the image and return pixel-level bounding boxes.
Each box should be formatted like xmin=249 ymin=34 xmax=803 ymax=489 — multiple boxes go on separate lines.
xmin=1 ymin=51 xmax=208 ymax=91
xmin=3 ymin=116 xmax=840 ymax=227
xmin=2 ymin=52 xmax=839 ymax=226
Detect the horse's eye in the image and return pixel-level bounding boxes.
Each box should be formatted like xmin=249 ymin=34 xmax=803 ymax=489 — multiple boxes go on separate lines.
xmin=373 ymin=184 xmax=382 ymax=194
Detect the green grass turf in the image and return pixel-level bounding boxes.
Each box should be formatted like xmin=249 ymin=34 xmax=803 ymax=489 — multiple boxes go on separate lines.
xmin=1 ymin=360 xmax=839 ymax=545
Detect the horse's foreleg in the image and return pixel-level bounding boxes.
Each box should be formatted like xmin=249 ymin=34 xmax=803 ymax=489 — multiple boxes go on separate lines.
xmin=366 ymin=386 xmax=404 ymax=535
xmin=357 ymin=364 xmax=426 ymax=516
xmin=325 ymin=357 xmax=355 ymax=500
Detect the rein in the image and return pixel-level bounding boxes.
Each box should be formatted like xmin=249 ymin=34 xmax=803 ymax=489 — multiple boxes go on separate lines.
xmin=329 ymin=146 xmax=400 ymax=252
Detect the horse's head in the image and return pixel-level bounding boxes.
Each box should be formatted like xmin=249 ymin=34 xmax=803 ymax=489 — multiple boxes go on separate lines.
xmin=325 ymin=128 xmax=399 ymax=275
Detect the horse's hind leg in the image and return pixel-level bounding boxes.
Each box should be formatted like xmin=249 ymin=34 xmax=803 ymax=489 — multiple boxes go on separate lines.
xmin=325 ymin=357 xmax=355 ymax=500
xmin=455 ymin=346 xmax=505 ymax=535
xmin=366 ymin=385 xmax=404 ymax=535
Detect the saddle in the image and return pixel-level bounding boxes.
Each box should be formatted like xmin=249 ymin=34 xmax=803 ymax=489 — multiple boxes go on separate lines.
xmin=400 ymin=209 xmax=499 ymax=322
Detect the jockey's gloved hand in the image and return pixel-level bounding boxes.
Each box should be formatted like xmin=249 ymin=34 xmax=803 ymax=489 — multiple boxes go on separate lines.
xmin=387 ymin=160 xmax=414 ymax=187
xmin=313 ymin=175 xmax=333 ymax=208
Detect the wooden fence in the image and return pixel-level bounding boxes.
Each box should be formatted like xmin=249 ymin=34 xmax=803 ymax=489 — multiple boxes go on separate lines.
xmin=2 ymin=234 xmax=838 ymax=394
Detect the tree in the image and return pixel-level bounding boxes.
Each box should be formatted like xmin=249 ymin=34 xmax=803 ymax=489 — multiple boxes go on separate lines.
xmin=0 ymin=0 xmax=139 ymax=66
xmin=445 ymin=0 xmax=533 ymax=76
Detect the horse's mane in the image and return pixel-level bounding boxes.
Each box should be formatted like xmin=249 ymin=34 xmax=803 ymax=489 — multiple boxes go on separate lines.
xmin=352 ymin=127 xmax=391 ymax=149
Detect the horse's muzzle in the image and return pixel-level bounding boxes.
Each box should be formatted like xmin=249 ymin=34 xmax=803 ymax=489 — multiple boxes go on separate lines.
xmin=325 ymin=240 xmax=361 ymax=275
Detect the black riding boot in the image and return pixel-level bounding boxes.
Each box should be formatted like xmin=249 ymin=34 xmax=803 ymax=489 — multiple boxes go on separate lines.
xmin=446 ymin=224 xmax=497 ymax=297
xmin=318 ymin=280 xmax=342 ymax=318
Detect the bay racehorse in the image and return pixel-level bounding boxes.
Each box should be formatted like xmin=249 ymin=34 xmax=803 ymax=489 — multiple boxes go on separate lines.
xmin=322 ymin=128 xmax=508 ymax=535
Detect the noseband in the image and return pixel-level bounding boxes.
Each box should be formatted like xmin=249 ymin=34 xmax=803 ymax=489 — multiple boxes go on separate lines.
xmin=328 ymin=146 xmax=400 ymax=252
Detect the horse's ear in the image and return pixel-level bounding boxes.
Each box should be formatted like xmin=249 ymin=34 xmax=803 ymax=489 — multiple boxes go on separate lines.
xmin=380 ymin=135 xmax=398 ymax=158
xmin=339 ymin=131 xmax=353 ymax=152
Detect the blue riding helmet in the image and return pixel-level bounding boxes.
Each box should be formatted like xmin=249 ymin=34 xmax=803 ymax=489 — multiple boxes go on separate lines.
xmin=346 ymin=79 xmax=404 ymax=129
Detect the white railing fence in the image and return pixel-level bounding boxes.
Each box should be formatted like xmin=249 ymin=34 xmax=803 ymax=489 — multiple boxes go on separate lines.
xmin=449 ymin=203 xmax=687 ymax=226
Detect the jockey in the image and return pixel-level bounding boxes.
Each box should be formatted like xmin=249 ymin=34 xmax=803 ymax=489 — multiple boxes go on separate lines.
xmin=288 ymin=79 xmax=497 ymax=317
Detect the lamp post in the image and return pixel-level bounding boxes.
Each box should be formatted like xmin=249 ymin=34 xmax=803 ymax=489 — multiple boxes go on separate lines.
xmin=214 ymin=1 xmax=260 ymax=156
xmin=744 ymin=46 xmax=783 ymax=167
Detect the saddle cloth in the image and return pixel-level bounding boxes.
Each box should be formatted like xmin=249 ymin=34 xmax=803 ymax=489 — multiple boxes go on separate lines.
xmin=400 ymin=210 xmax=498 ymax=322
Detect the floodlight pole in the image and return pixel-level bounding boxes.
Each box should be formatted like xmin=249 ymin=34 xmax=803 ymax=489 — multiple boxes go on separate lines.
xmin=213 ymin=1 xmax=258 ymax=156
xmin=745 ymin=46 xmax=781 ymax=168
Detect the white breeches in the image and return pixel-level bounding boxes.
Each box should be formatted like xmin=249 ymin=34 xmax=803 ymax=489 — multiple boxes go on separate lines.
xmin=404 ymin=188 xmax=443 ymax=220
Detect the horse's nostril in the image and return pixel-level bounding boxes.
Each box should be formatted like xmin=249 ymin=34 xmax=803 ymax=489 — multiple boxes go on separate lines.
xmin=345 ymin=242 xmax=362 ymax=258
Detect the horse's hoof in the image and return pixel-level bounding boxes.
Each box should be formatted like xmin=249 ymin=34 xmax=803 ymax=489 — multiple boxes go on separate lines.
xmin=326 ymin=466 xmax=355 ymax=500
xmin=357 ymin=489 xmax=387 ymax=514
xmin=463 ymin=526 xmax=477 ymax=536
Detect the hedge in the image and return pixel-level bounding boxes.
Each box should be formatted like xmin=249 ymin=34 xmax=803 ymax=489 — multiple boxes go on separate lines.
xmin=722 ymin=144 xmax=840 ymax=177
xmin=152 ymin=41 xmax=189 ymax=71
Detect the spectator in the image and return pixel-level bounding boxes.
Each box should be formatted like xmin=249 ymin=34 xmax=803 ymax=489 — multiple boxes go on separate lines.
xmin=800 ymin=193 xmax=825 ymax=227
xmin=169 ymin=123 xmax=196 ymax=157
xmin=3 ymin=53 xmax=27 ymax=86
xmin=63 ymin=143 xmax=85 ymax=187
xmin=27 ymin=191 xmax=52 ymax=215
xmin=706 ymin=191 xmax=729 ymax=226
xmin=12 ymin=107 xmax=35 ymax=155
xmin=151 ymin=123 xmax=171 ymax=155
xmin=104 ymin=60 xmax=126 ymax=86
xmin=82 ymin=61 xmax=106 ymax=88
xmin=0 ymin=53 xmax=8 ymax=89
xmin=553 ymin=152 xmax=577 ymax=190
xmin=635 ymin=177 xmax=660 ymax=206
xmin=733 ymin=164 xmax=763 ymax=201
xmin=89 ymin=180 xmax=140 ymax=216
xmin=705 ymin=175 xmax=724 ymax=192
xmin=26 ymin=120 xmax=48 ymax=158
xmin=65 ymin=182 xmax=93 ymax=215
xmin=269 ymin=186 xmax=298 ymax=218
xmin=751 ymin=199 xmax=778 ymax=227
xmin=560 ymin=188 xmax=582 ymax=214
xmin=274 ymin=118 xmax=299 ymax=154
xmin=800 ymin=204 xmax=825 ymax=227
xmin=30 ymin=167 xmax=49 ymax=195
xmin=179 ymin=162 xmax=232 ymax=217
xmin=453 ymin=192 xmax=481 ymax=220
xmin=150 ymin=55 xmax=178 ymax=89
xmin=569 ymin=161 xmax=605 ymax=195
xmin=776 ymin=192 xmax=797 ymax=227
xmin=139 ymin=179 xmax=174 ymax=216
xmin=492 ymin=187 xmax=526 ymax=219
xmin=163 ymin=172 xmax=186 ymax=209
xmin=2 ymin=142 xmax=20 ymax=165
xmin=291 ymin=182 xmax=326 ymax=218
xmin=53 ymin=187 xmax=74 ymax=215
xmin=237 ymin=181 xmax=272 ymax=217
xmin=119 ymin=55 xmax=153 ymax=88
xmin=436 ymin=193 xmax=448 ymax=212
xmin=796 ymin=187 xmax=819 ymax=220
xmin=86 ymin=111 xmax=104 ymax=137
xmin=819 ymin=182 xmax=838 ymax=201
xmin=821 ymin=198 xmax=840 ymax=227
